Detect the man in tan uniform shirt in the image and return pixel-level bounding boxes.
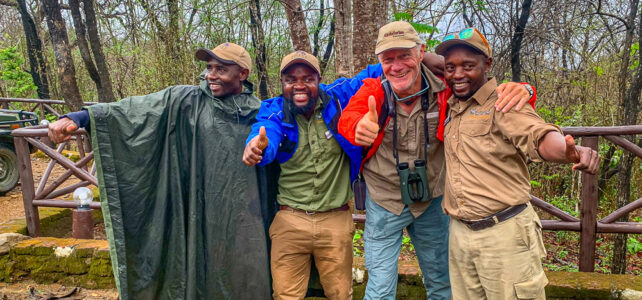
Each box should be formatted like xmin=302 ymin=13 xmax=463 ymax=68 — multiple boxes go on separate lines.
xmin=434 ymin=28 xmax=600 ymax=299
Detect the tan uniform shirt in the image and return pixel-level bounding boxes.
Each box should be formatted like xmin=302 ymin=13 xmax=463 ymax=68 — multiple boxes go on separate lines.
xmin=443 ymin=78 xmax=562 ymax=220
xmin=363 ymin=65 xmax=447 ymax=217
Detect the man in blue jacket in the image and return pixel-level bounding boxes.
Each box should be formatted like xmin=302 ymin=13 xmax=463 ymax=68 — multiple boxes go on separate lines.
xmin=243 ymin=50 xmax=382 ymax=299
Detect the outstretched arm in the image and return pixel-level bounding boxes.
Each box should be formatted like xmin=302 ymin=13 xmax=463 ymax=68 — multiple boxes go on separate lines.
xmin=538 ymin=133 xmax=600 ymax=174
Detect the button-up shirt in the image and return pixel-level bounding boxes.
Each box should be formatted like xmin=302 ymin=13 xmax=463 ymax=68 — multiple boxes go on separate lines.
xmin=443 ymin=78 xmax=562 ymax=220
xmin=277 ymin=99 xmax=352 ymax=212
xmin=363 ymin=65 xmax=447 ymax=217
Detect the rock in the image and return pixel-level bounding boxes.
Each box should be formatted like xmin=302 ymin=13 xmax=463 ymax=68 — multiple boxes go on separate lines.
xmin=622 ymin=289 xmax=642 ymax=300
xmin=352 ymin=267 xmax=365 ymax=284
xmin=0 ymin=232 xmax=30 ymax=255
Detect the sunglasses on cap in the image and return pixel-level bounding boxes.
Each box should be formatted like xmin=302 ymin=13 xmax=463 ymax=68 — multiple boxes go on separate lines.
xmin=441 ymin=28 xmax=491 ymax=52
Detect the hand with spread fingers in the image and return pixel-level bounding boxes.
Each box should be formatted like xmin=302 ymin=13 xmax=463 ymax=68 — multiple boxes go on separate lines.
xmin=495 ymin=82 xmax=532 ymax=112
xmin=354 ymin=95 xmax=380 ymax=146
xmin=47 ymin=118 xmax=79 ymax=144
xmin=243 ymin=126 xmax=269 ymax=166
xmin=564 ymin=135 xmax=600 ymax=175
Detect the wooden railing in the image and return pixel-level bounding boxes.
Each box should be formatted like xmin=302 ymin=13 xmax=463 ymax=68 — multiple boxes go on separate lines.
xmin=0 ymin=97 xmax=96 ymax=121
xmin=7 ymin=96 xmax=641 ymax=272
xmin=13 ymin=125 xmax=98 ymax=237
xmin=352 ymin=125 xmax=642 ymax=272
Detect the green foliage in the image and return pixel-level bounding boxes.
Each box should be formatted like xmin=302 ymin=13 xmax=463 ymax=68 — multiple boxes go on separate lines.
xmin=0 ymin=44 xmax=36 ymax=98
xmin=627 ymin=237 xmax=642 ymax=255
xmin=537 ymin=105 xmax=583 ymax=127
xmin=594 ymin=66 xmax=604 ymax=77
xmin=630 ymin=43 xmax=639 ymax=70
xmin=353 ymin=229 xmax=363 ymax=256
xmin=548 ymin=195 xmax=579 ymax=217
xmin=392 ymin=13 xmax=440 ymax=50
xmin=401 ymin=233 xmax=414 ymax=252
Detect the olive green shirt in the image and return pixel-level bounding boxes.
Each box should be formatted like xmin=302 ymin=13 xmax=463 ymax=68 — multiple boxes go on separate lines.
xmin=277 ymin=100 xmax=352 ymax=211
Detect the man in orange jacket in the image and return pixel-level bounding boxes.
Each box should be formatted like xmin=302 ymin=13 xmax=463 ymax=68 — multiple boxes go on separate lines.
xmin=338 ymin=21 xmax=536 ymax=299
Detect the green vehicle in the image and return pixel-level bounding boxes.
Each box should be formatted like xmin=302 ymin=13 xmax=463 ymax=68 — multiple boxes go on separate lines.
xmin=0 ymin=109 xmax=38 ymax=195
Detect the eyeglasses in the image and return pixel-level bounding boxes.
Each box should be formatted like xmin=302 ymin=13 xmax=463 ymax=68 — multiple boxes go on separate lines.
xmin=441 ymin=28 xmax=490 ymax=53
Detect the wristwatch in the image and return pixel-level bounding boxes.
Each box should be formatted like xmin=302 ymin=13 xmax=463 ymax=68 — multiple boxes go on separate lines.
xmin=524 ymin=84 xmax=534 ymax=98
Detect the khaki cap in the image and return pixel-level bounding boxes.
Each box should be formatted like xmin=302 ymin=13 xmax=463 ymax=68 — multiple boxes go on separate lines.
xmin=195 ymin=42 xmax=252 ymax=72
xmin=435 ymin=28 xmax=492 ymax=58
xmin=375 ymin=21 xmax=423 ymax=55
xmin=280 ymin=50 xmax=321 ymax=75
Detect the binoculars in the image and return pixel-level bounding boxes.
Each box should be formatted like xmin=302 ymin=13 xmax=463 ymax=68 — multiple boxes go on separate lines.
xmin=397 ymin=159 xmax=430 ymax=205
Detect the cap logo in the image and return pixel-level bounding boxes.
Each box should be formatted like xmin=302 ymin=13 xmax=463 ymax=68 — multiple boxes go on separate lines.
xmin=384 ymin=30 xmax=406 ymax=38
xmin=294 ymin=50 xmax=307 ymax=57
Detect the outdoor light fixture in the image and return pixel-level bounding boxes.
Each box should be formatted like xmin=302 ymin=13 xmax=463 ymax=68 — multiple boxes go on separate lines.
xmin=73 ymin=187 xmax=93 ymax=210
xmin=72 ymin=187 xmax=94 ymax=239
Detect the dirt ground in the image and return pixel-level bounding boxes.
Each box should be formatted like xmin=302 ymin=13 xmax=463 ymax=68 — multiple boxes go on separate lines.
xmin=0 ymin=281 xmax=117 ymax=300
xmin=0 ymin=156 xmax=83 ymax=224
xmin=0 ymin=155 xmax=118 ymax=299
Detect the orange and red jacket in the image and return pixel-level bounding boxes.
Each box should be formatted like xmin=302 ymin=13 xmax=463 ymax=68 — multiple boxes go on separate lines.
xmin=337 ymin=76 xmax=536 ymax=167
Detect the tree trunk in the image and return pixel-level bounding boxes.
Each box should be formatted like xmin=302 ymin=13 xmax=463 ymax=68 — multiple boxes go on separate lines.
xmin=41 ymin=0 xmax=84 ymax=110
xmin=612 ymin=0 xmax=641 ymax=274
xmin=16 ymin=0 xmax=49 ymax=99
xmin=312 ymin=0 xmax=325 ymax=57
xmin=320 ymin=14 xmax=335 ymax=75
xmin=69 ymin=0 xmax=102 ymax=90
xmin=83 ymin=0 xmax=116 ymax=102
xmin=166 ymin=0 xmax=181 ymax=83
xmin=510 ymin=0 xmax=533 ymax=82
xmin=352 ymin=0 xmax=387 ymax=72
xmin=333 ymin=0 xmax=353 ymax=77
xmin=249 ymin=0 xmax=269 ymax=100
xmin=282 ymin=0 xmax=312 ymax=52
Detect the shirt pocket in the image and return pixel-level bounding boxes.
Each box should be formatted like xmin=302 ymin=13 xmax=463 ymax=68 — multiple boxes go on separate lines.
xmin=426 ymin=111 xmax=440 ymax=145
xmin=459 ymin=121 xmax=493 ymax=164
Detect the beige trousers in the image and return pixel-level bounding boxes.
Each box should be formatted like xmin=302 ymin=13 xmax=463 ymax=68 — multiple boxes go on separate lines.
xmin=269 ymin=209 xmax=355 ymax=300
xmin=449 ymin=204 xmax=548 ymax=300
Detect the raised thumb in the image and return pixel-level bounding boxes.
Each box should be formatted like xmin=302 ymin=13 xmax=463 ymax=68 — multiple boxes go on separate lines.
xmin=367 ymin=95 xmax=378 ymax=122
xmin=565 ymin=135 xmax=580 ymax=163
xmin=257 ymin=126 xmax=268 ymax=150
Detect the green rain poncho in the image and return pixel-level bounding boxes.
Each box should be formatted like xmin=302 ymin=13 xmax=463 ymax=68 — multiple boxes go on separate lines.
xmin=88 ymin=73 xmax=278 ymax=299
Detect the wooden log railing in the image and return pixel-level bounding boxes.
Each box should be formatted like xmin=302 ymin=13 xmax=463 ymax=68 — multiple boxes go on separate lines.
xmin=352 ymin=125 xmax=642 ymax=273
xmin=7 ymin=96 xmax=641 ymax=273
xmin=13 ymin=125 xmax=98 ymax=237
xmin=0 ymin=97 xmax=97 ymax=121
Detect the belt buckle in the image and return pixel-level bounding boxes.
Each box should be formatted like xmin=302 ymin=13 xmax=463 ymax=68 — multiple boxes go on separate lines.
xmin=305 ymin=210 xmax=316 ymax=216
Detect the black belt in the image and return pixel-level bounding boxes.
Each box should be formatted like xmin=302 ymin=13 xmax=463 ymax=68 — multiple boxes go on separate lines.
xmin=460 ymin=204 xmax=527 ymax=231
xmin=279 ymin=204 xmax=349 ymax=215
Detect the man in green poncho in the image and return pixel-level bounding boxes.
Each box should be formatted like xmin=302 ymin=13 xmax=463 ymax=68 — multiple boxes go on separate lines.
xmin=48 ymin=42 xmax=275 ymax=299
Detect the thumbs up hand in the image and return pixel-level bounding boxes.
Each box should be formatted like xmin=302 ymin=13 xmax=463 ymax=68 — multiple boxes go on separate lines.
xmin=355 ymin=96 xmax=380 ymax=146
xmin=243 ymin=126 xmax=270 ymax=166
xmin=564 ymin=135 xmax=600 ymax=175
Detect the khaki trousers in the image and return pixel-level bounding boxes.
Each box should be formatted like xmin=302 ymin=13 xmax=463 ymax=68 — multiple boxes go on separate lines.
xmin=269 ymin=209 xmax=355 ymax=300
xmin=449 ymin=204 xmax=548 ymax=300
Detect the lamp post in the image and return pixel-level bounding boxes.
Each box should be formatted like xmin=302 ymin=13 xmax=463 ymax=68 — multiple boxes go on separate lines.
xmin=72 ymin=187 xmax=94 ymax=239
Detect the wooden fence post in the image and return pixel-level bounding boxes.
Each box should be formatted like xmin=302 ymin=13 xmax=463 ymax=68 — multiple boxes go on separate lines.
xmin=15 ymin=137 xmax=40 ymax=236
xmin=579 ymin=136 xmax=598 ymax=272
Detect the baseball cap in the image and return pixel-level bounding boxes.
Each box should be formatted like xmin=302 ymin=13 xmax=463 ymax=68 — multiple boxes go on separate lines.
xmin=435 ymin=28 xmax=492 ymax=58
xmin=280 ymin=50 xmax=321 ymax=75
xmin=195 ymin=42 xmax=252 ymax=72
xmin=375 ymin=21 xmax=423 ymax=55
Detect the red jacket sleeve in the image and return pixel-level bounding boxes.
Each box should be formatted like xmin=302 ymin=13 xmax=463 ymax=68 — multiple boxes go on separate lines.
xmin=338 ymin=78 xmax=385 ymax=145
